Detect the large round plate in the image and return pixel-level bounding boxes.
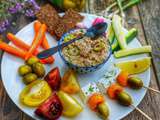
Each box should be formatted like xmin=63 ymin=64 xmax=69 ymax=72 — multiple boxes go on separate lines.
xmin=1 ymin=13 xmax=150 ymax=120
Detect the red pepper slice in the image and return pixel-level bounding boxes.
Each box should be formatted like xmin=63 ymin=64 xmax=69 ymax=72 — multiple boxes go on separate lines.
xmin=44 ymin=67 xmax=61 ymax=91
xmin=35 ymin=93 xmax=63 ymax=120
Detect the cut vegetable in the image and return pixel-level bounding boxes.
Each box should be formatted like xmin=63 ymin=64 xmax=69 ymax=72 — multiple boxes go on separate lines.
xmin=107 ymin=83 xmax=123 ymax=99
xmin=114 ymin=46 xmax=152 ymax=58
xmin=61 ymin=69 xmax=80 ymax=94
xmin=88 ymin=93 xmax=105 ymax=111
xmin=125 ymin=28 xmax=138 ymax=43
xmin=7 ymin=33 xmax=32 ymax=52
xmin=35 ymin=92 xmax=63 ymax=120
xmin=112 ymin=15 xmax=127 ymax=49
xmin=34 ymin=21 xmax=54 ymax=64
xmin=25 ymin=24 xmax=47 ymax=60
xmin=19 ymin=80 xmax=52 ymax=107
xmin=57 ymin=91 xmax=83 ymax=117
xmin=115 ymin=57 xmax=151 ymax=74
xmin=111 ymin=28 xmax=138 ymax=52
xmin=0 ymin=41 xmax=26 ymax=59
xmin=107 ymin=24 xmax=115 ymax=45
xmin=116 ymin=71 xmax=129 ymax=87
xmin=44 ymin=67 xmax=61 ymax=91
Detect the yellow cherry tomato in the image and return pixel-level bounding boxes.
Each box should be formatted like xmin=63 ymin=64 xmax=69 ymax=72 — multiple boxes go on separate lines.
xmin=19 ymin=80 xmax=52 ymax=107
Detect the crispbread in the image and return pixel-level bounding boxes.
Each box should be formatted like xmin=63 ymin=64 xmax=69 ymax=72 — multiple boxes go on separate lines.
xmin=36 ymin=4 xmax=60 ymax=35
xmin=36 ymin=4 xmax=84 ymax=39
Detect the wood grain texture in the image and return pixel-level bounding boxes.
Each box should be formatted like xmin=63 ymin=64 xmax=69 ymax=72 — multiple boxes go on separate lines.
xmin=0 ymin=14 xmax=33 ymax=120
xmin=137 ymin=0 xmax=160 ymax=87
xmin=0 ymin=0 xmax=160 ymax=120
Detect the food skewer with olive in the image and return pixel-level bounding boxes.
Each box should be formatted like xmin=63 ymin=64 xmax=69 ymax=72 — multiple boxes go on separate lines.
xmin=18 ymin=57 xmax=45 ymax=84
xmin=117 ymin=71 xmax=160 ymax=94
xmin=97 ymin=83 xmax=152 ymax=120
xmin=87 ymin=93 xmax=110 ymax=119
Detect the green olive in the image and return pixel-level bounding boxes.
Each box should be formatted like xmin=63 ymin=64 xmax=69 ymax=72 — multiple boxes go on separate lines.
xmin=18 ymin=65 xmax=32 ymax=76
xmin=128 ymin=77 xmax=143 ymax=89
xmin=97 ymin=102 xmax=109 ymax=118
xmin=117 ymin=91 xmax=132 ymax=106
xmin=32 ymin=62 xmax=45 ymax=77
xmin=26 ymin=57 xmax=39 ymax=66
xmin=68 ymin=46 xmax=80 ymax=56
xmin=93 ymin=42 xmax=105 ymax=52
xmin=22 ymin=73 xmax=38 ymax=84
xmin=64 ymin=34 xmax=75 ymax=42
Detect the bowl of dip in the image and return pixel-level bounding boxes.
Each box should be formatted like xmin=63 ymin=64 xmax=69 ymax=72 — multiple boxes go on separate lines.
xmin=58 ymin=29 xmax=112 ymax=73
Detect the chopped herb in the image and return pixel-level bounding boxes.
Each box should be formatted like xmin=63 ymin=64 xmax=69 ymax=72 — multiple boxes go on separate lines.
xmin=88 ymin=85 xmax=94 ymax=92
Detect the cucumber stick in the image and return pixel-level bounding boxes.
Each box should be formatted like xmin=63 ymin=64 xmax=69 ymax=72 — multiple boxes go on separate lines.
xmin=108 ymin=25 xmax=115 ymax=44
xmin=112 ymin=15 xmax=127 ymax=49
xmin=114 ymin=46 xmax=152 ymax=58
xmin=111 ymin=28 xmax=138 ymax=52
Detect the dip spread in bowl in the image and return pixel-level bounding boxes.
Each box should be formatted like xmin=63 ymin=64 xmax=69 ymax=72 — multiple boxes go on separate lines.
xmin=59 ymin=29 xmax=111 ymax=73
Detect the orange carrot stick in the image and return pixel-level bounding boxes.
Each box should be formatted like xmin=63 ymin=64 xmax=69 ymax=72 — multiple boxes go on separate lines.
xmin=0 ymin=41 xmax=26 ymax=59
xmin=25 ymin=24 xmax=47 ymax=60
xmin=7 ymin=33 xmax=39 ymax=55
xmin=7 ymin=33 xmax=54 ymax=64
xmin=34 ymin=21 xmax=49 ymax=49
xmin=34 ymin=21 xmax=54 ymax=63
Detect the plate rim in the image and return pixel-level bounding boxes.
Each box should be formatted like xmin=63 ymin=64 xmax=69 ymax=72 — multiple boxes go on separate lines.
xmin=0 ymin=13 xmax=150 ymax=120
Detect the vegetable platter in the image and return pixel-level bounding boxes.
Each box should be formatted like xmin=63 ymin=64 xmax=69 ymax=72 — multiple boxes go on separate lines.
xmin=1 ymin=13 xmax=151 ymax=120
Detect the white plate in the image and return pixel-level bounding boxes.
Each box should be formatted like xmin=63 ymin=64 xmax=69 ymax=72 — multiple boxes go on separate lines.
xmin=1 ymin=13 xmax=150 ymax=120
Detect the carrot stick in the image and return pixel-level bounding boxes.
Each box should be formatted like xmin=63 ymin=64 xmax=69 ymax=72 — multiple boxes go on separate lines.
xmin=25 ymin=24 xmax=47 ymax=60
xmin=34 ymin=21 xmax=54 ymax=63
xmin=7 ymin=33 xmax=54 ymax=64
xmin=0 ymin=41 xmax=26 ymax=59
xmin=7 ymin=33 xmax=39 ymax=55
xmin=34 ymin=21 xmax=50 ymax=49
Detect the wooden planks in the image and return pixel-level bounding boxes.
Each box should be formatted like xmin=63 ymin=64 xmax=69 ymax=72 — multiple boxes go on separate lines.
xmin=0 ymin=0 xmax=160 ymax=120
xmin=0 ymin=15 xmax=33 ymax=120
xmin=137 ymin=0 xmax=160 ymax=87
xmin=0 ymin=80 xmax=23 ymax=120
xmin=86 ymin=0 xmax=160 ymax=120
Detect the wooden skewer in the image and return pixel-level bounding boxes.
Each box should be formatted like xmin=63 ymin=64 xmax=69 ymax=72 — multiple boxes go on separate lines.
xmin=143 ymin=86 xmax=160 ymax=94
xmin=131 ymin=104 xmax=152 ymax=120
xmin=96 ymin=82 xmax=152 ymax=120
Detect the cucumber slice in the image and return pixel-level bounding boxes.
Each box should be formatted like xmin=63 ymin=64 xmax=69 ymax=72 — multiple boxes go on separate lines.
xmin=108 ymin=25 xmax=115 ymax=44
xmin=114 ymin=46 xmax=152 ymax=58
xmin=111 ymin=28 xmax=138 ymax=52
xmin=112 ymin=15 xmax=127 ymax=49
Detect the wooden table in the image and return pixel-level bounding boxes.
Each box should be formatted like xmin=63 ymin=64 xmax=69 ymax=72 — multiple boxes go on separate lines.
xmin=0 ymin=0 xmax=160 ymax=120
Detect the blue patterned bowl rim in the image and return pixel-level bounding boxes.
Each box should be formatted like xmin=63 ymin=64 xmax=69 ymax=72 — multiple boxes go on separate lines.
xmin=58 ymin=28 xmax=112 ymax=69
